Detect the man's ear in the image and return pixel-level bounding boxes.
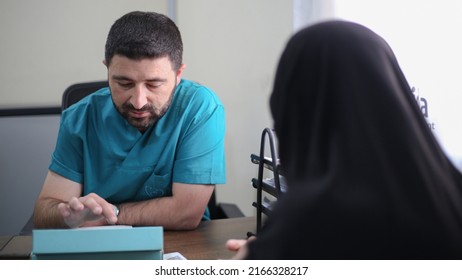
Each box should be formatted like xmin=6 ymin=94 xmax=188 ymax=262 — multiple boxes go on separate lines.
xmin=102 ymin=59 xmax=108 ymax=67
xmin=176 ymin=64 xmax=186 ymax=85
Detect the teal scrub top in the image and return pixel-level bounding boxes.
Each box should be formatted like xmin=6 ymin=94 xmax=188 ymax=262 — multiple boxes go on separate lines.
xmin=49 ymin=79 xmax=226 ymax=220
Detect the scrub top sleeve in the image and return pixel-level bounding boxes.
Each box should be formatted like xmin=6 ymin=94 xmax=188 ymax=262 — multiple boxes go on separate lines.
xmin=173 ymin=104 xmax=226 ymax=184
xmin=48 ymin=118 xmax=84 ymax=183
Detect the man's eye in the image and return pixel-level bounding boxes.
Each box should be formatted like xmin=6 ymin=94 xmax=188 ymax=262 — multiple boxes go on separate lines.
xmin=118 ymin=82 xmax=132 ymax=88
xmin=147 ymin=83 xmax=162 ymax=89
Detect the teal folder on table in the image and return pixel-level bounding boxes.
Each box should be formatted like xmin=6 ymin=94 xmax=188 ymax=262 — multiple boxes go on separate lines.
xmin=31 ymin=226 xmax=163 ymax=260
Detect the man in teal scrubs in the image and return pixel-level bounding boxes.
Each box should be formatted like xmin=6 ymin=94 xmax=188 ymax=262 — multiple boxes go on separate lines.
xmin=33 ymin=11 xmax=226 ymax=230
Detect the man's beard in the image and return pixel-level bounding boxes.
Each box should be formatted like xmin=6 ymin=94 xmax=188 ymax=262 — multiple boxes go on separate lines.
xmin=115 ymin=86 xmax=175 ymax=132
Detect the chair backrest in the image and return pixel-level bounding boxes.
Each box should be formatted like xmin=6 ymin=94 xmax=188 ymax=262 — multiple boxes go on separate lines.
xmin=62 ymin=81 xmax=109 ymax=112
xmin=60 ymin=81 xmax=221 ymax=219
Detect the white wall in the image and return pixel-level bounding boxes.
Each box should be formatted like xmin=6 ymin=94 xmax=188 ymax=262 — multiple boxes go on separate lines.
xmin=0 ymin=0 xmax=166 ymax=108
xmin=176 ymin=0 xmax=295 ymax=216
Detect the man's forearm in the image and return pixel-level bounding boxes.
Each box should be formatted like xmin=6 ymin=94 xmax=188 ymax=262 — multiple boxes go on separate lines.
xmin=33 ymin=198 xmax=68 ymax=229
xmin=117 ymin=197 xmax=204 ymax=230
xmin=116 ymin=183 xmax=213 ymax=230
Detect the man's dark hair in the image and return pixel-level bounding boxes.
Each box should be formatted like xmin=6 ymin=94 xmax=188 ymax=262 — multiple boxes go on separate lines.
xmin=105 ymin=11 xmax=183 ymax=70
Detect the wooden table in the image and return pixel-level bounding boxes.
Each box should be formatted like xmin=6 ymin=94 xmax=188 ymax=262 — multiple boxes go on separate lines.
xmin=0 ymin=216 xmax=256 ymax=260
xmin=164 ymin=216 xmax=255 ymax=260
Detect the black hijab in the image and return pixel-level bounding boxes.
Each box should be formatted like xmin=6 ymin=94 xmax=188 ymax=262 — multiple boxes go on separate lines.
xmin=246 ymin=20 xmax=462 ymax=259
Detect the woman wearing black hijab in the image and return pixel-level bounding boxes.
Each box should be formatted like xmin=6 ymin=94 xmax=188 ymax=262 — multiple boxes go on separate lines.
xmin=228 ymin=20 xmax=462 ymax=259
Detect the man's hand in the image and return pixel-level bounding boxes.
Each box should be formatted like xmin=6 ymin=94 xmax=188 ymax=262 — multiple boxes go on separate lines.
xmin=57 ymin=193 xmax=118 ymax=228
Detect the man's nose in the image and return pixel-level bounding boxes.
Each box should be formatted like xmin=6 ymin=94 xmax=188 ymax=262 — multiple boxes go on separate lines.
xmin=131 ymin=85 xmax=148 ymax=109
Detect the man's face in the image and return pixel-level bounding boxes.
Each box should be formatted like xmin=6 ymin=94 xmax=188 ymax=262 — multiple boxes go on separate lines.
xmin=106 ymin=55 xmax=184 ymax=132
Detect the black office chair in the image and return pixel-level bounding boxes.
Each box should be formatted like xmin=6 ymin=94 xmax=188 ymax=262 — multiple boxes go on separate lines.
xmin=61 ymin=81 xmax=243 ymax=220
xmin=61 ymin=81 xmax=109 ymax=111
